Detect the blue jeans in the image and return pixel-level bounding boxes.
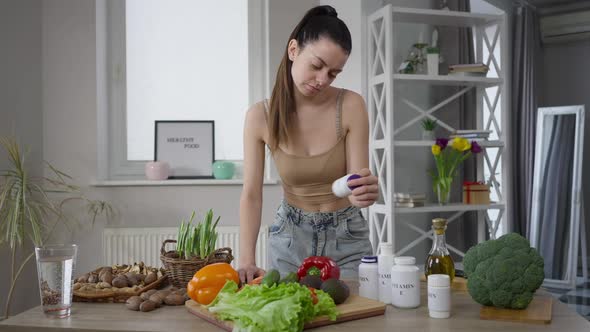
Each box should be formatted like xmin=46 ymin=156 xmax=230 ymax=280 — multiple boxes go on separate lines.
xmin=268 ymin=200 xmax=373 ymax=279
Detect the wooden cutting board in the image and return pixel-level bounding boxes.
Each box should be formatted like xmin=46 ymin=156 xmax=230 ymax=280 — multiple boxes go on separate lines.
xmin=186 ymin=294 xmax=386 ymax=331
xmin=480 ymin=296 xmax=553 ymax=324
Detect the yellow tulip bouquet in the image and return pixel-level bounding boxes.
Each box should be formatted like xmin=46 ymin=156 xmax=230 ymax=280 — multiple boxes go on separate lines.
xmin=430 ymin=137 xmax=482 ymax=204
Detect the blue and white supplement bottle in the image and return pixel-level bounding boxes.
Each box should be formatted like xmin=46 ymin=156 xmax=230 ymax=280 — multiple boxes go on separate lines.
xmin=358 ymin=256 xmax=379 ymax=300
xmin=332 ymin=174 xmax=361 ymax=197
xmin=391 ymin=256 xmax=420 ymax=308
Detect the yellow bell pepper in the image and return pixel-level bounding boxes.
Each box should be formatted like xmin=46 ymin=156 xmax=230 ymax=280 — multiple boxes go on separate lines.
xmin=187 ymin=262 xmax=239 ymax=305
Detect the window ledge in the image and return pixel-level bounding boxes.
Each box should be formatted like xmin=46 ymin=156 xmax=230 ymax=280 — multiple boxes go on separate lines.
xmin=90 ymin=179 xmax=279 ymax=187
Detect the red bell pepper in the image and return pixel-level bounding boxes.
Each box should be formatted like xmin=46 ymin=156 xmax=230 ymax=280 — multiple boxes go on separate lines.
xmin=297 ymin=256 xmax=340 ymax=281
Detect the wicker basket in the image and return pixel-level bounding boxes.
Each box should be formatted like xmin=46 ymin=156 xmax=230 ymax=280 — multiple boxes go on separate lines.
xmin=73 ymin=266 xmax=167 ymax=303
xmin=160 ymin=239 xmax=234 ymax=288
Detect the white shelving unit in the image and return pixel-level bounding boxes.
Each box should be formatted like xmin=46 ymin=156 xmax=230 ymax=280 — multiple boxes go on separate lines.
xmin=367 ymin=5 xmax=509 ymax=256
xmin=394 ymin=74 xmax=503 ymax=87
xmin=394 ymin=140 xmax=504 ymax=147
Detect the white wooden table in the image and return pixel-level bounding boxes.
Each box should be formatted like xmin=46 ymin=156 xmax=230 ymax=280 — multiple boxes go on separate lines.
xmin=1 ymin=286 xmax=589 ymax=332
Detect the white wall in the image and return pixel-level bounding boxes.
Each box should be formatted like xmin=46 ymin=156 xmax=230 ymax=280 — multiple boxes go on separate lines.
xmin=268 ymin=0 xmax=317 ymax=94
xmin=320 ymin=0 xmax=363 ymax=95
xmin=0 ymin=0 xmax=43 ymax=317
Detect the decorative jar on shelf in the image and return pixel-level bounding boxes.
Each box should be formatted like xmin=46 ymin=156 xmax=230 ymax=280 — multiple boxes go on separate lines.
xmin=213 ymin=161 xmax=235 ymax=180
xmin=422 ymin=130 xmax=435 ymax=141
xmin=413 ymin=43 xmax=428 ymax=74
xmin=421 ymin=118 xmax=437 ymax=141
xmin=145 ymin=161 xmax=170 ymax=180
xmin=426 ymin=47 xmax=440 ymax=76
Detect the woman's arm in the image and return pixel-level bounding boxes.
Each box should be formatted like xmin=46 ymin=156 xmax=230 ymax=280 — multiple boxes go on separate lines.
xmin=238 ymin=103 xmax=267 ymax=283
xmin=342 ymin=92 xmax=379 ymax=208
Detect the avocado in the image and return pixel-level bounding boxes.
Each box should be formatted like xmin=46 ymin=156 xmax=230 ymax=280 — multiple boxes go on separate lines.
xmin=279 ymin=272 xmax=299 ymax=284
xmin=261 ymin=269 xmax=280 ymax=287
xmin=320 ymin=278 xmax=350 ymax=304
xmin=299 ymin=275 xmax=322 ymax=289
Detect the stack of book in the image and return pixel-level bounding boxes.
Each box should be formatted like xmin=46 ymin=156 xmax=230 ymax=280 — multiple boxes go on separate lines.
xmin=448 ymin=63 xmax=489 ymax=77
xmin=450 ymin=129 xmax=491 ymax=140
xmin=394 ymin=193 xmax=426 ymax=208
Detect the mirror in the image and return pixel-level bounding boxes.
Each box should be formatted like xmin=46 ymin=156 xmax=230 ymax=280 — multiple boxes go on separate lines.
xmin=530 ymin=105 xmax=585 ymax=289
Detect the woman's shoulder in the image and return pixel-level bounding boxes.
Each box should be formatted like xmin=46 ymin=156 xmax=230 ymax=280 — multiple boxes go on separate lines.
xmin=339 ymin=88 xmax=364 ymax=104
xmin=339 ymin=89 xmax=367 ymax=120
xmin=244 ymin=100 xmax=269 ymax=138
xmin=246 ymin=100 xmax=270 ymax=122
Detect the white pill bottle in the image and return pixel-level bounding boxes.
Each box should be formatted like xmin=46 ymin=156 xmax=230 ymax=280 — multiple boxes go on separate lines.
xmin=428 ymin=274 xmax=451 ymax=318
xmin=390 ymin=256 xmax=420 ymax=308
xmin=332 ymin=174 xmax=361 ymax=197
xmin=358 ymin=255 xmax=379 ymax=300
xmin=377 ymin=242 xmax=395 ymax=304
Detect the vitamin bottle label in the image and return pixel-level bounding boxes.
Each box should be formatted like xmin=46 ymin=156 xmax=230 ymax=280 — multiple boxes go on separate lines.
xmin=428 ymin=288 xmax=451 ymax=312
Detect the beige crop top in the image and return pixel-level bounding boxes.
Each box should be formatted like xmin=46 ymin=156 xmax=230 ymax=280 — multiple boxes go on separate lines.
xmin=264 ymin=89 xmax=350 ymax=211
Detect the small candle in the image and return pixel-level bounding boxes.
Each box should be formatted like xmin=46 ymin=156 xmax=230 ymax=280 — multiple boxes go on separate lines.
xmin=431 ymin=28 xmax=439 ymax=47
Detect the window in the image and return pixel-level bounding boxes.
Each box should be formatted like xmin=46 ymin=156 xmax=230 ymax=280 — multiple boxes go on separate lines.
xmin=97 ymin=0 xmax=268 ymax=180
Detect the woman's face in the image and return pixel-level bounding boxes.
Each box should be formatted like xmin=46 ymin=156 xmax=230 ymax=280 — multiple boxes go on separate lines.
xmin=288 ymin=37 xmax=349 ymax=97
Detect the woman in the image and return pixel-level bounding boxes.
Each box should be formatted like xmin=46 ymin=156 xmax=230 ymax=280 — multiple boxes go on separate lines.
xmin=238 ymin=5 xmax=378 ymax=283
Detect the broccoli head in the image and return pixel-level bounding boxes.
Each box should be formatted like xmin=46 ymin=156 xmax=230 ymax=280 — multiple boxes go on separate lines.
xmin=463 ymin=233 xmax=544 ymax=309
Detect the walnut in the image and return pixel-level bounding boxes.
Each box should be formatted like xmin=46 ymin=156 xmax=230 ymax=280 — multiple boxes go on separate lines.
xmin=97 ymin=282 xmax=112 ymax=289
xmin=139 ymin=300 xmax=157 ymax=312
xmin=148 ymin=294 xmax=163 ymax=307
xmin=144 ymin=272 xmax=157 ymax=285
xmin=112 ymin=277 xmax=128 ymax=288
xmin=87 ymin=274 xmax=98 ymax=284
xmin=125 ymin=296 xmax=143 ymax=311
xmin=164 ymin=294 xmax=185 ymax=306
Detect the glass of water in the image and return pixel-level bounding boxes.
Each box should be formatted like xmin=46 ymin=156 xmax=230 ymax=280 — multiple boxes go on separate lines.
xmin=35 ymin=244 xmax=78 ymax=318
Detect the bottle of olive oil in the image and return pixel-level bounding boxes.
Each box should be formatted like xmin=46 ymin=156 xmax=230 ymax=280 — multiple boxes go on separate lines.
xmin=425 ymin=218 xmax=455 ymax=281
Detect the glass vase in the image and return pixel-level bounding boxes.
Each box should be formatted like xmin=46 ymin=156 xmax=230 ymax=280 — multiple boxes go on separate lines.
xmin=435 ymin=177 xmax=453 ymax=205
xmin=413 ymin=43 xmax=428 ymax=74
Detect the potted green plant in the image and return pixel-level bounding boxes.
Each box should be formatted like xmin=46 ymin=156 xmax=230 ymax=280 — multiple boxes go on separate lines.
xmin=420 ymin=118 xmax=438 ymax=141
xmin=0 ymin=137 xmax=112 ymax=319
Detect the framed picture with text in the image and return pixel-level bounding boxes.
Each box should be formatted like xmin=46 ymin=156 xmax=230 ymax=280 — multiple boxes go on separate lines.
xmin=154 ymin=120 xmax=215 ymax=179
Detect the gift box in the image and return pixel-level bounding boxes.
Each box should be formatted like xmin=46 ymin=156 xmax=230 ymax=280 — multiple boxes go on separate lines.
xmin=462 ymin=181 xmax=490 ymax=205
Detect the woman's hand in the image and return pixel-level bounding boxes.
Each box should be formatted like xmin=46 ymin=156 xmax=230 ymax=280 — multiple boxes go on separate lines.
xmin=237 ymin=263 xmax=266 ymax=284
xmin=347 ymin=168 xmax=379 ymax=208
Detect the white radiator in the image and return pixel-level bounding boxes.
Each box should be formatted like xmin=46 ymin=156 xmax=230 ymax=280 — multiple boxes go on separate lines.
xmin=102 ymin=226 xmax=268 ymax=270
